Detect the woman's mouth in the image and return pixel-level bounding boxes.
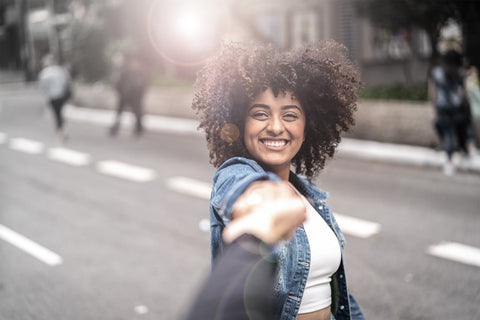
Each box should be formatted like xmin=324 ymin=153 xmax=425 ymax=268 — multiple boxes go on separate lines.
xmin=260 ymin=139 xmax=289 ymax=148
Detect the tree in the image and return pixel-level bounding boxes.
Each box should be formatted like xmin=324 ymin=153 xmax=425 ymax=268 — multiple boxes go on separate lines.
xmin=454 ymin=1 xmax=480 ymax=70
xmin=356 ymin=0 xmax=456 ymax=64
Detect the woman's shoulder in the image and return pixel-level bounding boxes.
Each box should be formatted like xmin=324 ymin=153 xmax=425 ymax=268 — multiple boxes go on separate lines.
xmin=213 ymin=157 xmax=265 ymax=179
xmin=211 ymin=157 xmax=280 ymax=196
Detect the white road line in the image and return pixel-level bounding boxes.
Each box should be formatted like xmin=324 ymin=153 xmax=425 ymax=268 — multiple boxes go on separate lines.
xmin=166 ymin=176 xmax=382 ymax=239
xmin=0 ymin=132 xmax=6 ymax=144
xmin=0 ymin=224 xmax=63 ymax=266
xmin=134 ymin=305 xmax=149 ymax=315
xmin=334 ymin=213 xmax=381 ymax=238
xmin=427 ymin=241 xmax=480 ymax=268
xmin=96 ymin=160 xmax=156 ymax=182
xmin=47 ymin=147 xmax=92 ymax=166
xmin=165 ymin=176 xmax=211 ymax=199
xmin=9 ymin=138 xmax=44 ymax=154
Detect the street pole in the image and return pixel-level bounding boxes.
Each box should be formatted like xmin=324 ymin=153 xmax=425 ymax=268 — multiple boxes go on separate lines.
xmin=18 ymin=0 xmax=34 ymax=81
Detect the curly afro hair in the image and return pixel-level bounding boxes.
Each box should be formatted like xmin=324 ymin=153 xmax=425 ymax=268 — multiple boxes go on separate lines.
xmin=192 ymin=40 xmax=361 ymax=178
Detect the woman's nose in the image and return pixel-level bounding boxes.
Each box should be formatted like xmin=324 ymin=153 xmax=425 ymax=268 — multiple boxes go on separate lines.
xmin=267 ymin=116 xmax=284 ymax=134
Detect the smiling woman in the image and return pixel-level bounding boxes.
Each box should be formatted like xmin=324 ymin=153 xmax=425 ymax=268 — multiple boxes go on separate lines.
xmin=191 ymin=41 xmax=364 ymax=320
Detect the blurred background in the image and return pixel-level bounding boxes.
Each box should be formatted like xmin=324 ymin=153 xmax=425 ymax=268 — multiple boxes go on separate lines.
xmin=1 ymin=0 xmax=480 ymax=319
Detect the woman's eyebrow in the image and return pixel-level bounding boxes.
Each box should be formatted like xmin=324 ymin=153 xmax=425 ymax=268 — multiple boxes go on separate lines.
xmin=249 ymin=104 xmax=301 ymax=111
xmin=248 ymin=104 xmax=269 ymax=111
xmin=282 ymin=105 xmax=303 ymax=113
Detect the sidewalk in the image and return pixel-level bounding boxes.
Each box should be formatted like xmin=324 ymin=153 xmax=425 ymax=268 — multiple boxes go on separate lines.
xmin=63 ymin=104 xmax=480 ymax=174
xmin=0 ymin=69 xmax=27 ymax=86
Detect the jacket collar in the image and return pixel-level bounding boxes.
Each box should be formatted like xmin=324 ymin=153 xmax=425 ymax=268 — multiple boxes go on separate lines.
xmin=288 ymin=171 xmax=329 ymax=202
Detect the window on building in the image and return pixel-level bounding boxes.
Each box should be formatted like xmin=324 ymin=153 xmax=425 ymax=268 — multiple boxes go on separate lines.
xmin=292 ymin=11 xmax=318 ymax=48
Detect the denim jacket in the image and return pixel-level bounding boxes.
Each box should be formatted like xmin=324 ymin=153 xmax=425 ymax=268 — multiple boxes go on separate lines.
xmin=210 ymin=157 xmax=364 ymax=320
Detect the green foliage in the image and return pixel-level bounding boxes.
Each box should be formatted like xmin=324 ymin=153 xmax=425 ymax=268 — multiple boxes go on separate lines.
xmin=359 ymin=83 xmax=428 ymax=101
xmin=69 ymin=21 xmax=109 ymax=82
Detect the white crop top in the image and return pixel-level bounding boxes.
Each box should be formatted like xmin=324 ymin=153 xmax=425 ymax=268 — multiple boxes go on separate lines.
xmin=296 ymin=193 xmax=341 ymax=314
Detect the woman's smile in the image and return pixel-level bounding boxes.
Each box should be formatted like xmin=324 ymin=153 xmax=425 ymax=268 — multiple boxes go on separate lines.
xmin=260 ymin=138 xmax=289 ymax=149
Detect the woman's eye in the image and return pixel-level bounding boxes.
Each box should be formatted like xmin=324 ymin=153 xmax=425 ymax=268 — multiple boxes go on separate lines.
xmin=284 ymin=113 xmax=299 ymax=121
xmin=253 ymin=112 xmax=268 ymax=119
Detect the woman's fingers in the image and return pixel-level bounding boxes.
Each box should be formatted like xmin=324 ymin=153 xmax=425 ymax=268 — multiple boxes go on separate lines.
xmin=225 ymin=183 xmax=306 ymax=244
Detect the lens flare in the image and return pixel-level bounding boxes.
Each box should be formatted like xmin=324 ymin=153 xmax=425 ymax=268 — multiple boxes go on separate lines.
xmin=147 ymin=0 xmax=231 ymax=66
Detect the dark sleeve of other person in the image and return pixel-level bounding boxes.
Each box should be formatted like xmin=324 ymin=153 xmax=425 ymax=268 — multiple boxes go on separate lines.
xmin=184 ymin=234 xmax=277 ymax=320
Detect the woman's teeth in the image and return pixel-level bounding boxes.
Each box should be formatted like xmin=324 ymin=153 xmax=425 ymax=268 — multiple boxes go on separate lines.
xmin=262 ymin=140 xmax=287 ymax=147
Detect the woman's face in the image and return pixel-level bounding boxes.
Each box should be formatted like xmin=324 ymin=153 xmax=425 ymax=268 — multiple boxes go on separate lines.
xmin=244 ymin=88 xmax=306 ymax=178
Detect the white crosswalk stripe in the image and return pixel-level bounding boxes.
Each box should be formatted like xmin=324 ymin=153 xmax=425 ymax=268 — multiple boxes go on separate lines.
xmin=9 ymin=137 xmax=44 ymax=154
xmin=427 ymin=241 xmax=480 ymax=268
xmin=96 ymin=160 xmax=156 ymax=182
xmin=165 ymin=176 xmax=211 ymax=199
xmin=47 ymin=147 xmax=92 ymax=166
xmin=0 ymin=224 xmax=63 ymax=266
xmin=165 ymin=176 xmax=382 ymax=239
xmin=333 ymin=213 xmax=381 ymax=238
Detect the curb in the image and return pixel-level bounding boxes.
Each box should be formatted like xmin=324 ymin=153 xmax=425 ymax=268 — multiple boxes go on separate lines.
xmin=64 ymin=104 xmax=480 ymax=174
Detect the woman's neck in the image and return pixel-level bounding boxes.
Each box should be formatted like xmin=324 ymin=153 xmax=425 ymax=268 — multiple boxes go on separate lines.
xmin=262 ymin=163 xmax=290 ymax=181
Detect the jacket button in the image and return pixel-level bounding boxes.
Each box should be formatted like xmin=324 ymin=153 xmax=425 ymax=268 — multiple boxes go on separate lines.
xmin=339 ymin=274 xmax=344 ymax=279
xmin=340 ymin=305 xmax=345 ymax=310
xmin=317 ymin=205 xmax=323 ymax=210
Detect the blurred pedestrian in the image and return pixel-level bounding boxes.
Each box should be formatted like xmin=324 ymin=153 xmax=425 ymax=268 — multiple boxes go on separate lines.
xmin=110 ymin=53 xmax=149 ymax=137
xmin=192 ymin=41 xmax=364 ymax=320
xmin=38 ymin=54 xmax=72 ymax=141
xmin=466 ymin=66 xmax=480 ymax=148
xmin=429 ymin=49 xmax=475 ymax=175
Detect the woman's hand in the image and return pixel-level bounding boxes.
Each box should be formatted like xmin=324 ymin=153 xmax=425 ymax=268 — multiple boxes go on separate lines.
xmin=223 ymin=181 xmax=306 ymax=244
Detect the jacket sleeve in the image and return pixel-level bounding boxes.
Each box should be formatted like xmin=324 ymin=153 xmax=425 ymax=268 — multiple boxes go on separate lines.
xmin=210 ymin=158 xmax=281 ymax=264
xmin=348 ymin=292 xmax=365 ymax=320
xmin=185 ymin=234 xmax=277 ymax=320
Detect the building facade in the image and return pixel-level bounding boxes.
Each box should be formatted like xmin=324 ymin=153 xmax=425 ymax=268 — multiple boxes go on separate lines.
xmin=1 ymin=0 xmax=432 ymax=85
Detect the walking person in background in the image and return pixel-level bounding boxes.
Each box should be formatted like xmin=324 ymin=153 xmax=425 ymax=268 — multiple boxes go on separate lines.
xmin=110 ymin=53 xmax=149 ymax=137
xmin=466 ymin=66 xmax=480 ymax=148
xmin=38 ymin=54 xmax=72 ymax=142
xmin=429 ymin=49 xmax=476 ymax=176
xmin=191 ymin=41 xmax=364 ymax=320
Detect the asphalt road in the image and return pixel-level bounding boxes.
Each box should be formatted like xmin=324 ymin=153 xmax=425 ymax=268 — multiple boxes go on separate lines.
xmin=1 ymin=84 xmax=479 ymax=320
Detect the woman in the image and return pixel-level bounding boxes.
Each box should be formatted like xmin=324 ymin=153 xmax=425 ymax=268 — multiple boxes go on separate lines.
xmin=192 ymin=40 xmax=364 ymax=320
xmin=429 ymin=49 xmax=475 ymax=175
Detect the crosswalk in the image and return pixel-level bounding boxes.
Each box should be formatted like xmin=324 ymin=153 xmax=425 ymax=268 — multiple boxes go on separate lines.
xmin=1 ymin=129 xmax=479 ymax=269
